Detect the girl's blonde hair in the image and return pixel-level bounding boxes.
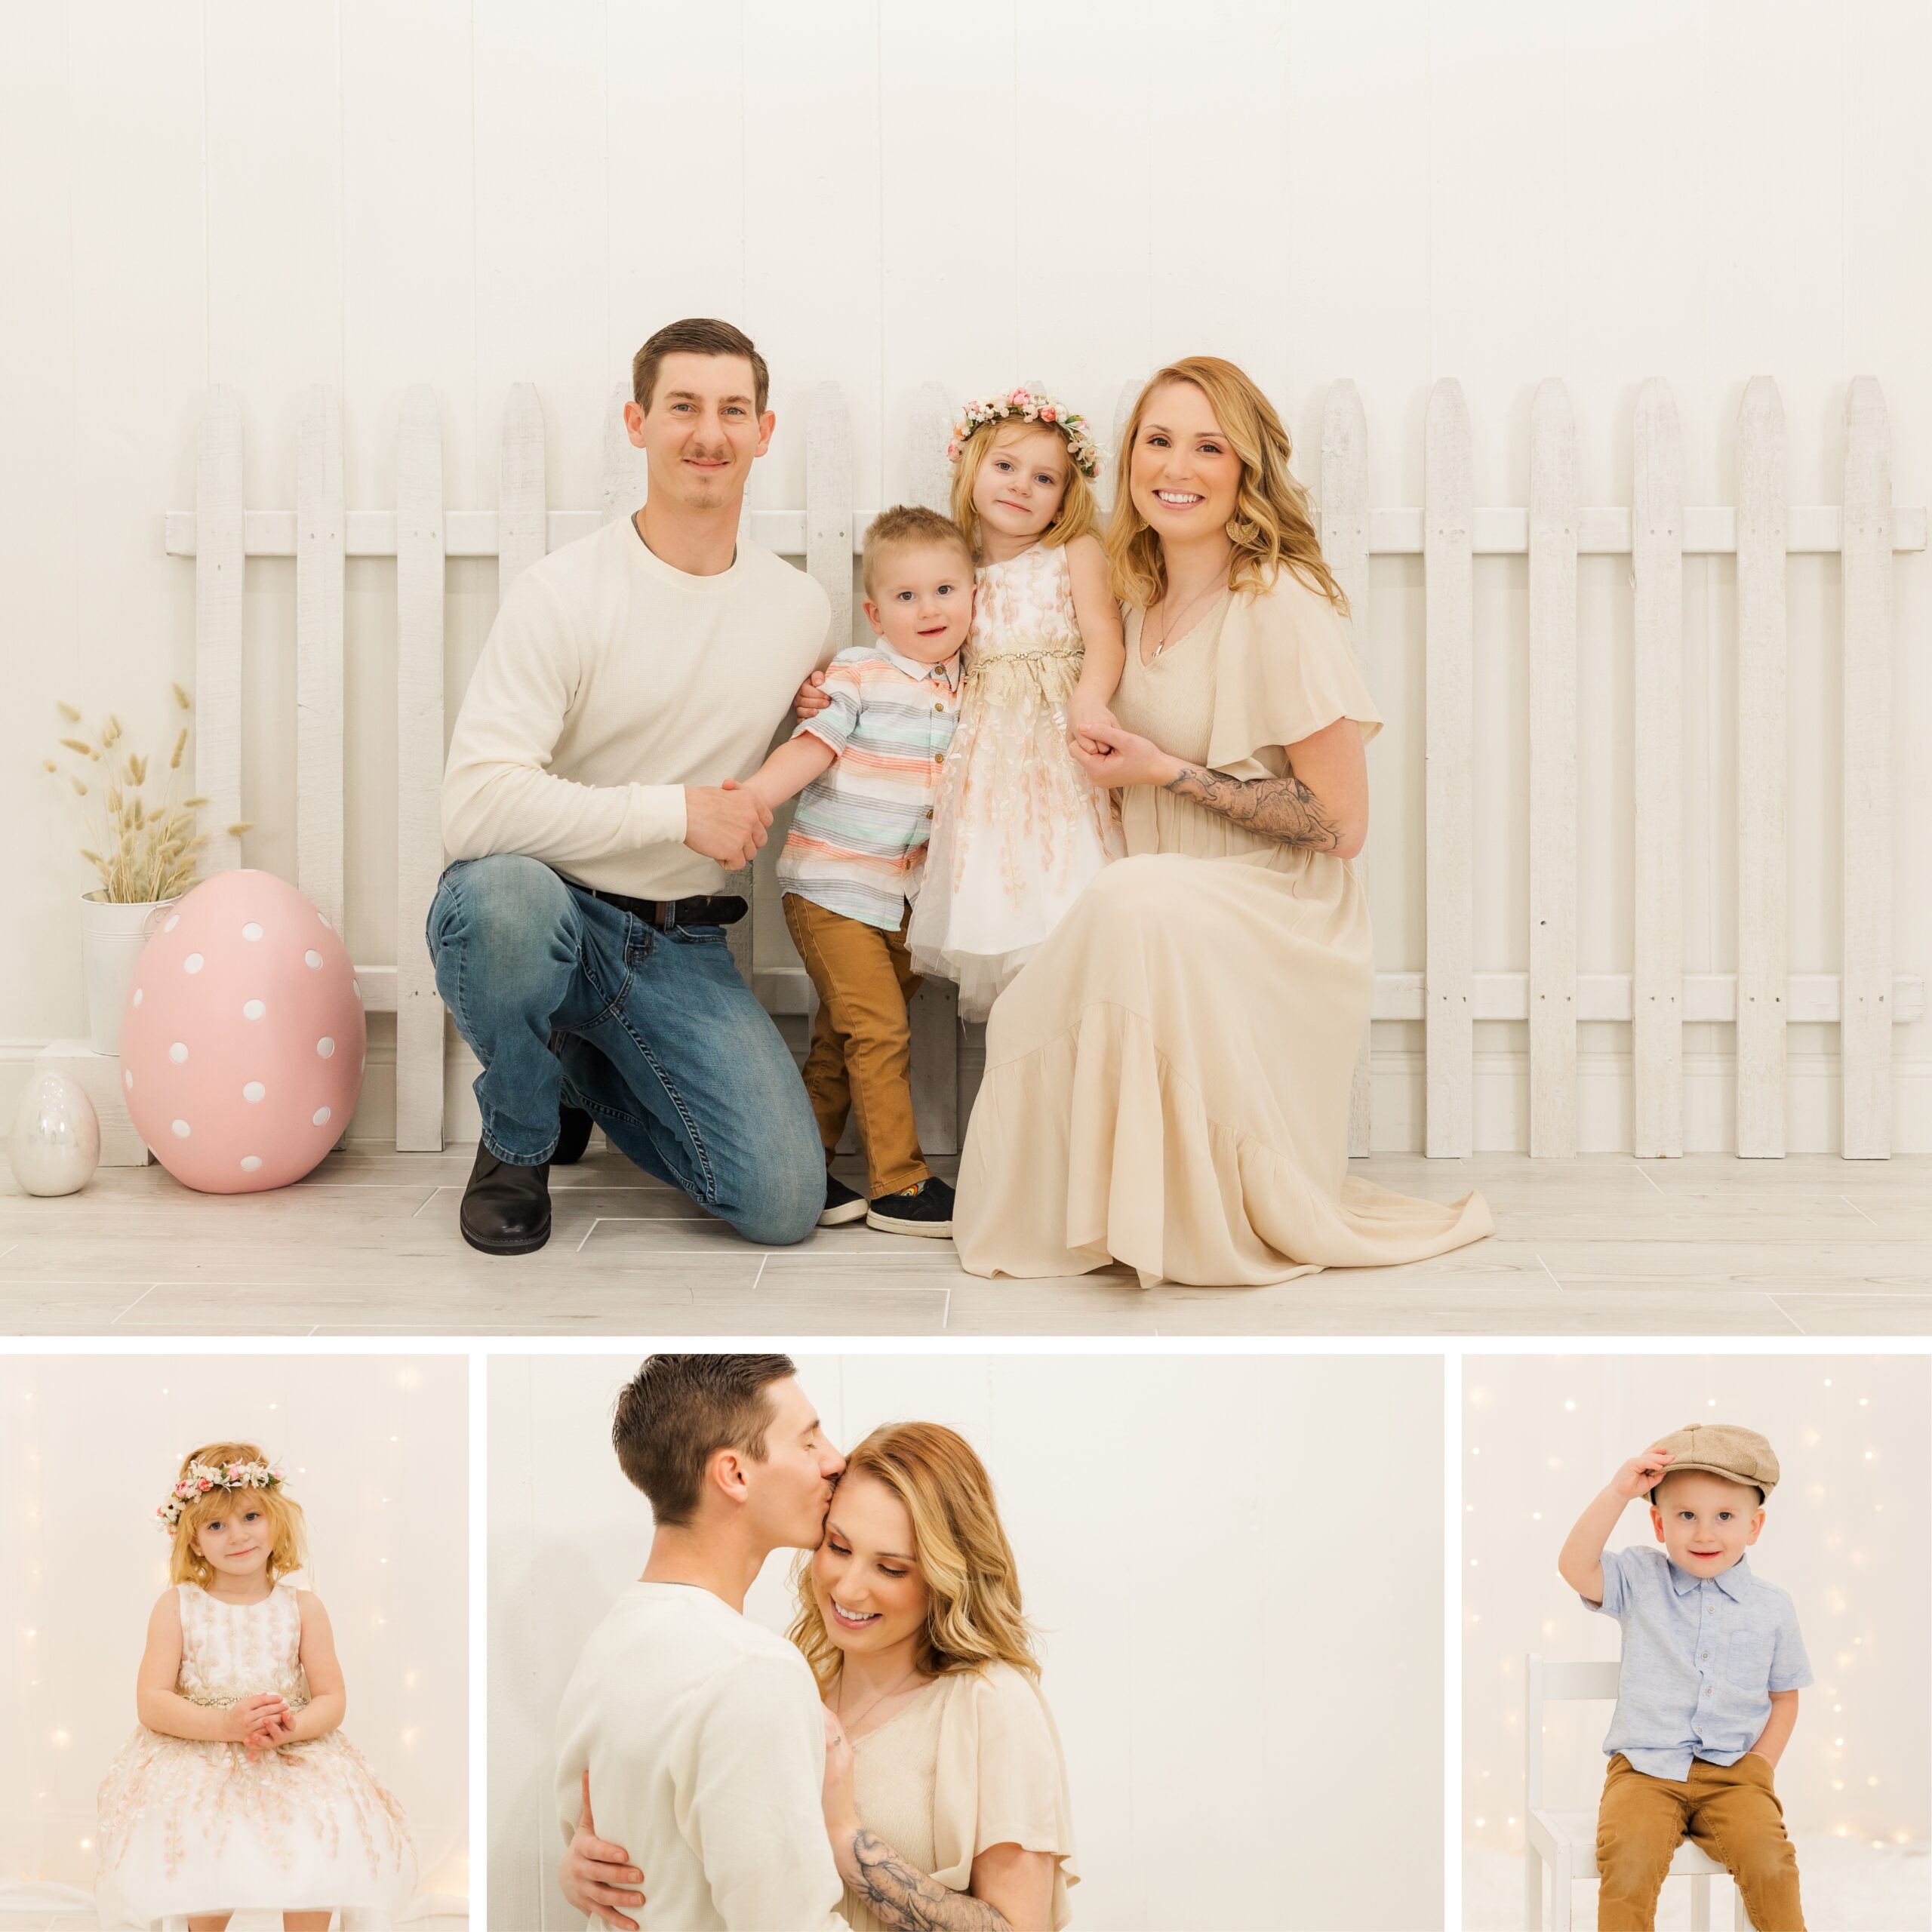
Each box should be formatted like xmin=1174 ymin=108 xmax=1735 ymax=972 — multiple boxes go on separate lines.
xmin=1105 ymin=355 xmax=1349 ymax=616
xmin=166 ymin=1440 xmax=307 ymax=1587
xmin=949 ymin=417 xmax=1099 ymax=558
xmin=789 ymin=1421 xmax=1038 ymax=1688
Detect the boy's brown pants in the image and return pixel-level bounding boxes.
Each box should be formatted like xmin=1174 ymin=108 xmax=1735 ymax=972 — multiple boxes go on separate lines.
xmin=1596 ymin=1752 xmax=1804 ymax=1930
xmin=782 ymin=894 xmax=928 ymax=1198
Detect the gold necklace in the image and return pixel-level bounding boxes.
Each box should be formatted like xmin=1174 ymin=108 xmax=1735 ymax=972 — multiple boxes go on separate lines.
xmin=837 ymin=1663 xmax=924 ymax=1739
xmin=1148 ymin=569 xmax=1228 ymax=660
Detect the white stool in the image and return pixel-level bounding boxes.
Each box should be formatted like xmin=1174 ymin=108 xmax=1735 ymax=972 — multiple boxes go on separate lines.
xmin=1523 ymin=1655 xmax=1749 ymax=1930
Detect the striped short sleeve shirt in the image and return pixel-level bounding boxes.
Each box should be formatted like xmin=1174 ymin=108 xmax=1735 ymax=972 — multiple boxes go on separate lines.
xmin=777 ymin=639 xmax=961 ymax=930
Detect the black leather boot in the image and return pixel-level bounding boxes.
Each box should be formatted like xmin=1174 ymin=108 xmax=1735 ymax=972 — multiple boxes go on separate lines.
xmin=460 ymin=1143 xmax=552 ymax=1255
xmin=553 ymin=1103 xmax=594 ymax=1166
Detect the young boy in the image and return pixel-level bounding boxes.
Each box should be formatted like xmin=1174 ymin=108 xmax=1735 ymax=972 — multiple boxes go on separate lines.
xmin=746 ymin=505 xmax=971 ymax=1237
xmin=1557 ymin=1423 xmax=1811 ymax=1931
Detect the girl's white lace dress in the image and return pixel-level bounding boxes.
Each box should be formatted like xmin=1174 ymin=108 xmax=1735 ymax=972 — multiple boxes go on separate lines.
xmin=907 ymin=541 xmax=1123 ymax=1018
xmin=96 ymin=1580 xmax=416 ymax=1930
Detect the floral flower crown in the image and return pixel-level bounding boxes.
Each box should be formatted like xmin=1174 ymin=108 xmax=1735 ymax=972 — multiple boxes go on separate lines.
xmin=946 ymin=387 xmax=1099 ymax=480
xmin=157 ymin=1458 xmax=287 ymax=1533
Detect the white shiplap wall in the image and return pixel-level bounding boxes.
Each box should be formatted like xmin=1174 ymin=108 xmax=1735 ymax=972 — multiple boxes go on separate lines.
xmin=4 ymin=0 xmax=1930 ymax=1153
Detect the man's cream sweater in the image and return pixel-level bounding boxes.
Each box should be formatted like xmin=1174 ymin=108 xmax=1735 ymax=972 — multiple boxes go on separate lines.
xmin=441 ymin=515 xmax=832 ymax=900
xmin=554 ymin=1582 xmax=850 ymax=1930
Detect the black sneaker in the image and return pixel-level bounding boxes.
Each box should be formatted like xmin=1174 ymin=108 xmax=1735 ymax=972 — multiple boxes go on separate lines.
xmin=866 ymin=1176 xmax=955 ymax=1238
xmin=819 ymin=1172 xmax=868 ymax=1228
xmin=553 ymin=1102 xmax=594 ymax=1167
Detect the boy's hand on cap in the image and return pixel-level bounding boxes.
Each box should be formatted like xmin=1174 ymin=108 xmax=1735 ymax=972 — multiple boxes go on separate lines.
xmin=1613 ymin=1447 xmax=1674 ymax=1500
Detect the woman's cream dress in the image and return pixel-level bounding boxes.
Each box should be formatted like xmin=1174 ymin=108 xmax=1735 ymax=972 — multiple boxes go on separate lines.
xmin=955 ymin=570 xmax=1493 ymax=1286
xmin=841 ymin=1663 xmax=1077 ymax=1931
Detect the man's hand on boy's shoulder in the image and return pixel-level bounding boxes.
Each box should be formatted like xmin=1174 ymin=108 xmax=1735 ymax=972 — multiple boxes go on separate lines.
xmin=1613 ymin=1447 xmax=1674 ymax=1501
xmin=683 ymin=779 xmax=773 ymax=868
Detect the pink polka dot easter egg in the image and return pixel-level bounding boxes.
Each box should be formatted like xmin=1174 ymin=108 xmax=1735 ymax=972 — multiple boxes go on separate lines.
xmin=120 ymin=869 xmax=366 ymax=1193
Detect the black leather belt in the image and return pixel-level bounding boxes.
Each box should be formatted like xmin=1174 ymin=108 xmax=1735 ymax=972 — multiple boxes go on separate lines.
xmin=577 ymin=884 xmax=749 ymax=928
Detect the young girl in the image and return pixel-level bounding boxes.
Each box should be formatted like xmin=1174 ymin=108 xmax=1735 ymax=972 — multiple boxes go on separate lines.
xmin=96 ymin=1444 xmax=416 ymax=1932
xmin=902 ymin=387 xmax=1127 ymax=1018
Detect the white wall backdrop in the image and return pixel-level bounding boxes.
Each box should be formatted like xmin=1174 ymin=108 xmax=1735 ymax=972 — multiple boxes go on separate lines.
xmin=1461 ymin=1352 xmax=1930 ymax=1930
xmin=489 ymin=1352 xmax=1445 ymax=1932
xmin=0 ymin=1353 xmax=469 ymax=1912
xmin=4 ymin=0 xmax=1930 ymax=1151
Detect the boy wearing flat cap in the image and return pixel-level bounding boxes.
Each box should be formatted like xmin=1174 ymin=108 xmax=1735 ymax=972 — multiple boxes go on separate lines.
xmin=1557 ymin=1423 xmax=1812 ymax=1931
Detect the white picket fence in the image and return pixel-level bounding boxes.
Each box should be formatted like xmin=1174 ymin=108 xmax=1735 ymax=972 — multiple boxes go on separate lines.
xmin=165 ymin=374 xmax=1924 ymax=1161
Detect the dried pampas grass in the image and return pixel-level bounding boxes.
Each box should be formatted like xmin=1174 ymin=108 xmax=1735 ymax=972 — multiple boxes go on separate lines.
xmin=45 ymin=689 xmax=252 ymax=903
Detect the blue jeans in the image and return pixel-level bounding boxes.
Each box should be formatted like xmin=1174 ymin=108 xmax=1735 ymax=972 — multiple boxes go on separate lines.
xmin=426 ymin=854 xmax=823 ymax=1246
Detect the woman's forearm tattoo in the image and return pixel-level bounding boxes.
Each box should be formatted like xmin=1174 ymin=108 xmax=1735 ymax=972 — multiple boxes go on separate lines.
xmin=849 ymin=1830 xmax=1014 ymax=1932
xmin=1164 ymin=761 xmax=1343 ymax=850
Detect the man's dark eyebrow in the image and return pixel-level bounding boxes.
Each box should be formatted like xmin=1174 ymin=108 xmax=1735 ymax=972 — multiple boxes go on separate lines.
xmin=661 ymin=386 xmax=754 ymax=407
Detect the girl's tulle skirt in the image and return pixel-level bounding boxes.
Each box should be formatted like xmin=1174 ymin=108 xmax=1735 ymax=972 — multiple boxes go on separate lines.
xmin=907 ymin=655 xmax=1123 ymax=1020
xmin=95 ymin=1725 xmax=415 ymax=1930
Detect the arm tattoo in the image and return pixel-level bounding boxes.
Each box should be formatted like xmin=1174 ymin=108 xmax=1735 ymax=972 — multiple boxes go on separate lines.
xmin=848 ymin=1829 xmax=1014 ymax=1932
xmin=1164 ymin=761 xmax=1343 ymax=851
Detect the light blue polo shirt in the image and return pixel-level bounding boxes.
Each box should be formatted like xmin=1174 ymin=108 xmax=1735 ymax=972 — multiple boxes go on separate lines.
xmin=1586 ymin=1544 xmax=1812 ymax=1781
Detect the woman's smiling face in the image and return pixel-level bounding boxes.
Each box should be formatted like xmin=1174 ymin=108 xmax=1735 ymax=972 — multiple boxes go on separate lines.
xmin=811 ymin=1469 xmax=929 ymax=1659
xmin=1128 ymin=379 xmax=1242 ymax=544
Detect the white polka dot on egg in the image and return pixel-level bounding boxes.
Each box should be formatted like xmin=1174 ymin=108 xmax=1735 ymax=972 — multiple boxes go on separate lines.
xmin=242 ymin=922 xmax=263 ymax=941
xmin=163 ymin=914 xmax=179 ymax=932
xmin=243 ymin=999 xmax=265 ymax=1020
xmin=124 ymin=1069 xmax=133 ymax=1090
xmin=183 ymin=953 xmax=204 ymax=974
xmin=132 ymin=987 xmax=143 ymax=1007
xmin=168 ymin=1042 xmax=188 ymax=1065
xmin=241 ymin=1155 xmax=263 ymax=1172
xmin=312 ymin=1106 xmax=331 ymax=1128
xmin=317 ymin=1036 xmax=336 ymax=1059
xmin=171 ymin=1119 xmax=191 ymax=1137
xmin=243 ymin=1081 xmax=266 ymax=1103
xmin=304 ymin=950 xmax=323 ymax=970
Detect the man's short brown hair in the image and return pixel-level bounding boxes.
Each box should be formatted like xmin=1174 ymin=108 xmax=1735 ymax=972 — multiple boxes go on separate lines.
xmin=632 ymin=318 xmax=770 ymax=416
xmin=611 ymin=1352 xmax=797 ymax=1527
xmin=861 ymin=503 xmax=974 ymax=598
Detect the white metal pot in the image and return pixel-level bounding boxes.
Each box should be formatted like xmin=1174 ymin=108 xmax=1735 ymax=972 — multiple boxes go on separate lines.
xmin=78 ymin=892 xmax=174 ymax=1055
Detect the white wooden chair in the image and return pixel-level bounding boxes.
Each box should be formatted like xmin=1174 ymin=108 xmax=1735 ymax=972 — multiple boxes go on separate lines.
xmin=1524 ymin=1655 xmax=1748 ymax=1930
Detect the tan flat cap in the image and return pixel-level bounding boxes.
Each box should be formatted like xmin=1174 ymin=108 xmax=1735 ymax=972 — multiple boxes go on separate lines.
xmin=1646 ymin=1423 xmax=1780 ymax=1501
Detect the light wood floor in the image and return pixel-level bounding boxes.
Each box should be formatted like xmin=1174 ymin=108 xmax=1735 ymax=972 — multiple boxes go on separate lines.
xmin=3 ymin=1143 xmax=1929 ymax=1337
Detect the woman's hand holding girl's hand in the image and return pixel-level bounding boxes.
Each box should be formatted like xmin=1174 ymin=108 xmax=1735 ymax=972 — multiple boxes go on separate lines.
xmin=1066 ymin=691 xmax=1120 ymax=755
xmin=560 ymin=1771 xmax=646 ymax=1932
xmin=795 ymin=670 xmax=832 ymax=720
xmin=1068 ymin=721 xmax=1182 ymax=791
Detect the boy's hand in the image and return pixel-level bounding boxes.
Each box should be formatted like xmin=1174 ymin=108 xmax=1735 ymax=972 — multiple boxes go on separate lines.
xmin=795 ymin=670 xmax=832 ymax=720
xmin=1613 ymin=1447 xmax=1674 ymax=1501
xmin=682 ymin=780 xmax=772 ymax=868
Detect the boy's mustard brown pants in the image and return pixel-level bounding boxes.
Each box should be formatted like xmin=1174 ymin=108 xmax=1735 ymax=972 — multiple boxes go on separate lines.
xmin=1596 ymin=1752 xmax=1804 ymax=1930
xmin=782 ymin=894 xmax=929 ymax=1199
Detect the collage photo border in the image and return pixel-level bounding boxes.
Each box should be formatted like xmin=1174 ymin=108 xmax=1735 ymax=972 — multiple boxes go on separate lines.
xmin=14 ymin=1327 xmax=1928 ymax=1930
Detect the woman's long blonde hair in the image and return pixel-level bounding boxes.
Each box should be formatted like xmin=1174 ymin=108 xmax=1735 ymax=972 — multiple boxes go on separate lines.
xmin=166 ymin=1440 xmax=307 ymax=1587
xmin=789 ymin=1421 xmax=1038 ymax=1688
xmin=949 ymin=417 xmax=1099 ymax=558
xmin=1105 ymin=355 xmax=1348 ymax=616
